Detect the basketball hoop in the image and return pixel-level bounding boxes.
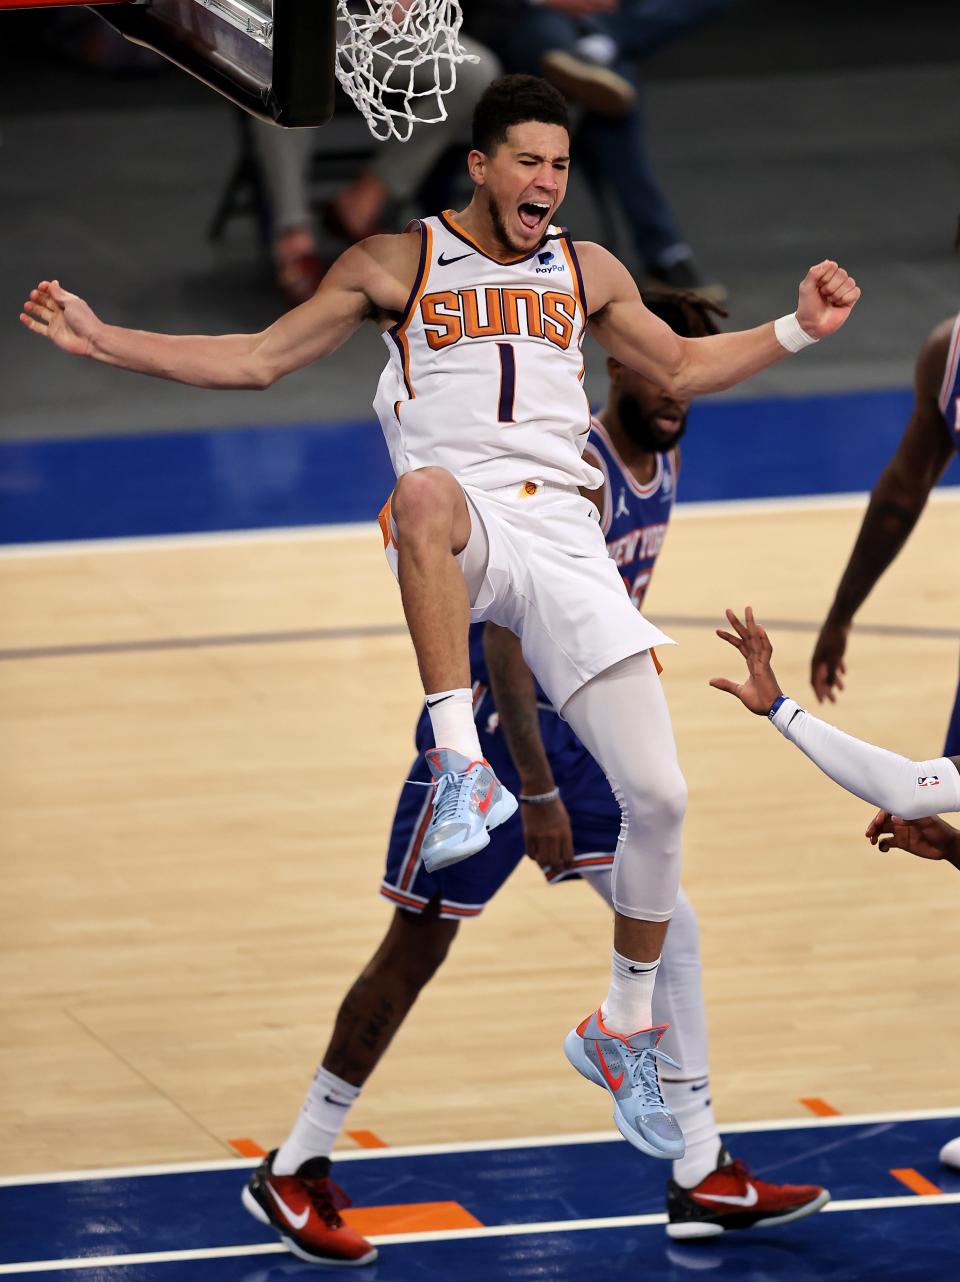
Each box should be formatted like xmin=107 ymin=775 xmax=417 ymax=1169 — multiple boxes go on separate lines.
xmin=335 ymin=1 xmax=478 ymax=143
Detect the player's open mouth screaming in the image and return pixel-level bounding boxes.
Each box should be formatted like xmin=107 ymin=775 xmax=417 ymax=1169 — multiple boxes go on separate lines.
xmin=518 ymin=201 xmax=550 ymax=232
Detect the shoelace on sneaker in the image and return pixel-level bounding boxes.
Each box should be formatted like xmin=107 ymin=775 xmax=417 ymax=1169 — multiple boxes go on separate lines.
xmin=624 ymin=1044 xmax=681 ymax=1112
xmin=300 ymin=1176 xmax=351 ymax=1228
xmin=410 ymin=770 xmax=472 ymax=824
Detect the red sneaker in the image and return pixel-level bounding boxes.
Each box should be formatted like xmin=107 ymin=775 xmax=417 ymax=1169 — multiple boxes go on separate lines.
xmin=666 ymin=1147 xmax=830 ymax=1239
xmin=242 ymin=1151 xmax=378 ymax=1267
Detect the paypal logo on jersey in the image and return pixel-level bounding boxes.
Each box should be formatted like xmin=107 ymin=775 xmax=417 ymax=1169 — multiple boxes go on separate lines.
xmin=535 ymin=249 xmax=564 ymax=275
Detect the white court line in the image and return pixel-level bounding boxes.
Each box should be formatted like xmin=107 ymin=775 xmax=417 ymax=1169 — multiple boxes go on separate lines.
xmin=2 ymin=1106 xmax=959 ymax=1188
xmin=2 ymin=1193 xmax=959 ymax=1275
xmin=2 ymin=487 xmax=958 ymax=559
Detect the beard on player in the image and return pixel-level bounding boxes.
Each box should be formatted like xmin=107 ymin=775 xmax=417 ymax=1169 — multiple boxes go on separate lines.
xmin=617 ymin=388 xmax=688 ymax=454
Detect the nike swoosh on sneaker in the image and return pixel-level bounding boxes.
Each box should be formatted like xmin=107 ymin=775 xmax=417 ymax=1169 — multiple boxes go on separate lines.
xmin=595 ymin=1042 xmax=624 ymax=1092
xmin=694 ymin=1184 xmax=759 ymax=1208
xmin=476 ymin=779 xmax=496 ymax=814
xmin=267 ymin=1183 xmax=311 ymax=1229
xmin=437 ymin=251 xmax=474 ymax=266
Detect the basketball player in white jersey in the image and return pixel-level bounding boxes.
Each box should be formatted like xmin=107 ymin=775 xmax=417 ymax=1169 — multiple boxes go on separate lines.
xmin=21 ymin=75 xmax=860 ymax=1159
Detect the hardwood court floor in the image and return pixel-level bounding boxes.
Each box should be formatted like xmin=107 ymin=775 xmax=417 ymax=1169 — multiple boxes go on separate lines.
xmin=2 ymin=495 xmax=958 ymax=1177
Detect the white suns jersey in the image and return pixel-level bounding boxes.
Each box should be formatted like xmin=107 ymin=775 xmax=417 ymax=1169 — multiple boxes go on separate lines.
xmin=373 ymin=212 xmax=603 ymax=492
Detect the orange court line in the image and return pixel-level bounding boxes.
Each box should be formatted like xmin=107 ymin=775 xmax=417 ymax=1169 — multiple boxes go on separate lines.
xmin=348 ymin=1129 xmax=389 ymax=1149
xmin=799 ymin=1097 xmax=842 ymax=1117
xmin=228 ymin=1138 xmax=266 ymax=1158
xmin=344 ymin=1201 xmax=483 ymax=1235
xmin=890 ymin=1167 xmax=943 ymax=1196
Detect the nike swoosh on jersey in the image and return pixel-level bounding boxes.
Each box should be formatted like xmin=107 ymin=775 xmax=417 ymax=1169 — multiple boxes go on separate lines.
xmin=694 ymin=1184 xmax=759 ymax=1208
xmin=437 ymin=251 xmax=474 ymax=266
xmin=267 ymin=1183 xmax=311 ymax=1229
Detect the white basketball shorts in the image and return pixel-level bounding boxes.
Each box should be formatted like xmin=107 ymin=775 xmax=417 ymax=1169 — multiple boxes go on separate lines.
xmin=379 ymin=477 xmax=674 ymax=711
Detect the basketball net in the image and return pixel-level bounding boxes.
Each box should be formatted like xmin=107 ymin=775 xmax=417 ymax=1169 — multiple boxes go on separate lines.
xmin=335 ymin=1 xmax=478 ymax=142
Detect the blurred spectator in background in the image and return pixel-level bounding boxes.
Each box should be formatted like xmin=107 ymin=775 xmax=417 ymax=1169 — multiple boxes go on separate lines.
xmin=467 ymin=0 xmax=732 ymax=296
xmin=249 ymin=35 xmax=500 ymax=306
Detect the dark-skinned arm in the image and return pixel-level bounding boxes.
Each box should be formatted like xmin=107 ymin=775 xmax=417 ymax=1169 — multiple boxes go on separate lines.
xmin=811 ymin=321 xmax=956 ymax=702
xmin=482 ymin=623 xmax=575 ymax=872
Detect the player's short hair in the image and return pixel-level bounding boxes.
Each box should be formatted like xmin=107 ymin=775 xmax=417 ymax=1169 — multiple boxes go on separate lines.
xmin=472 ymin=75 xmax=570 ymax=155
xmin=641 ymin=289 xmax=728 ymax=338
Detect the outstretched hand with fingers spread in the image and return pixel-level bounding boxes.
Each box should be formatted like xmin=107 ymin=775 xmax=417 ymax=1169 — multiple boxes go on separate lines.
xmin=710 ymin=607 xmax=783 ymax=715
xmin=795 ymin=260 xmax=861 ymax=339
xmin=19 ymin=279 xmax=100 ymax=357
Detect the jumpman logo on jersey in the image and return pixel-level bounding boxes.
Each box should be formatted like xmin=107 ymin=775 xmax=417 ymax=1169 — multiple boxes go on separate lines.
xmin=615 ymin=489 xmax=630 ymax=520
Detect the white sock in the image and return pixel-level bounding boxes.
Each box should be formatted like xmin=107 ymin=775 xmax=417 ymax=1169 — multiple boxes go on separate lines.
xmin=425 ymin=687 xmax=482 ymax=761
xmin=273 ymin=1065 xmax=361 ymax=1174
xmin=600 ymin=949 xmax=660 ymax=1033
xmin=663 ymin=1075 xmax=723 ymax=1187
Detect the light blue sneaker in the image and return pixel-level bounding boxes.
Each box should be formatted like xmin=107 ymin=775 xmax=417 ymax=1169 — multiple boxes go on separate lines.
xmin=420 ymin=748 xmax=518 ymax=873
xmin=564 ymin=1010 xmax=685 ymax=1160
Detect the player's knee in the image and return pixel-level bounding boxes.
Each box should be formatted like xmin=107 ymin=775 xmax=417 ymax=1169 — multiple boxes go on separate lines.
xmin=624 ymin=762 xmax=687 ymax=836
xmin=386 ymin=907 xmax=458 ymax=989
xmin=392 ymin=467 xmax=459 ymax=535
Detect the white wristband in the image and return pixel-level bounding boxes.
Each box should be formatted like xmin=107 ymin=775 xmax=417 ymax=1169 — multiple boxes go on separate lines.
xmin=774 ymin=313 xmax=819 ymax=353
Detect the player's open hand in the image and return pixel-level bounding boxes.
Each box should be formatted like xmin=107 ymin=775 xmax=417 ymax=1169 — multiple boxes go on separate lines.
xmin=810 ymin=618 xmax=850 ymax=703
xmin=795 ymin=261 xmax=860 ymax=339
xmin=709 ymin=607 xmax=784 ymax=715
xmin=521 ymin=795 xmax=576 ymax=873
xmin=19 ymin=280 xmax=99 ymax=357
xmin=865 ymin=809 xmax=960 ymax=865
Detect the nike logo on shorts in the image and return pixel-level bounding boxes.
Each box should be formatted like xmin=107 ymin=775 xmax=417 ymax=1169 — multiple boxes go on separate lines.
xmin=437 ymin=251 xmax=474 ymax=266
xmin=267 ymin=1184 xmax=311 ymax=1229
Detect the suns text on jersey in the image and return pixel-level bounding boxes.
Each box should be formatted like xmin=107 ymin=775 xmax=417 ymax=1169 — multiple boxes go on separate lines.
xmin=419 ymin=287 xmax=578 ymax=352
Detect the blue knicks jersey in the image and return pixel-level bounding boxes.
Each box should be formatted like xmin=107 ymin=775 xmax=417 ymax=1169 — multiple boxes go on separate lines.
xmin=468 ymin=416 xmax=678 ymax=700
xmin=939 ymin=313 xmax=960 ymax=448
xmin=588 ymin=417 xmax=677 ymax=610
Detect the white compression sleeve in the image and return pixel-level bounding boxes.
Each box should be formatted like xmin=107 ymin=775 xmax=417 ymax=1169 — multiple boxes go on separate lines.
xmin=770 ymin=697 xmax=960 ymax=819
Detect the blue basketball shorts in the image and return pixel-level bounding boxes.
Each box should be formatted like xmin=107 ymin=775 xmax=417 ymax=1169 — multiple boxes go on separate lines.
xmin=380 ymin=686 xmax=620 ymax=920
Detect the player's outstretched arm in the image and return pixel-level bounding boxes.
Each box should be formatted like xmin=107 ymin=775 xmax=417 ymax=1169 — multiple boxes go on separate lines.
xmin=578 ymin=244 xmax=860 ymax=398
xmin=482 ymin=623 xmax=575 ymax=873
xmin=810 ymin=320 xmax=956 ymax=703
xmin=18 ymin=239 xmax=398 ymax=390
xmin=865 ymin=810 xmax=960 ymax=870
xmin=712 ymin=607 xmax=960 ymax=820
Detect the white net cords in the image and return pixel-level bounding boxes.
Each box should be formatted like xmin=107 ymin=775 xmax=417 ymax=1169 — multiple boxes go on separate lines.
xmin=335 ymin=1 xmax=480 ymax=142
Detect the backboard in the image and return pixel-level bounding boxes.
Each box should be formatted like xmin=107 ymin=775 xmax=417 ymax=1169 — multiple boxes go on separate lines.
xmin=0 ymin=1 xmax=337 ymax=126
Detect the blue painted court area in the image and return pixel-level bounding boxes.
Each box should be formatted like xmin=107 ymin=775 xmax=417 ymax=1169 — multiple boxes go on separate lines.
xmin=3 ymin=388 xmax=958 ymax=544
xmin=2 ymin=1113 xmax=959 ymax=1281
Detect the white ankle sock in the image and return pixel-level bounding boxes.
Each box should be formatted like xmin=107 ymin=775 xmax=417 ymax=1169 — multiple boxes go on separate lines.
xmin=662 ymin=1075 xmax=723 ymax=1187
xmin=273 ymin=1066 xmax=361 ymax=1174
xmin=425 ymin=688 xmax=482 ymax=761
xmin=600 ymin=949 xmax=660 ymax=1033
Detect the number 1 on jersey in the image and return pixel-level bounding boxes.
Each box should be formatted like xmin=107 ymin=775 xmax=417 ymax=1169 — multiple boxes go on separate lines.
xmin=496 ymin=342 xmax=516 ymax=424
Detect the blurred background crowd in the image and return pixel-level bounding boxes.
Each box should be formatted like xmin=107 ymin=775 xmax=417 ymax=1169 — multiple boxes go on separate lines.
xmin=0 ymin=0 xmax=957 ymax=464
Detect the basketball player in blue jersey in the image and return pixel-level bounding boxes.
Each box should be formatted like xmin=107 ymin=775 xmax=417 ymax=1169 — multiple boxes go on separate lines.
xmin=21 ymin=76 xmax=860 ymax=1175
xmin=810 ymin=308 xmax=960 ymax=751
xmin=227 ymin=294 xmax=824 ymax=1267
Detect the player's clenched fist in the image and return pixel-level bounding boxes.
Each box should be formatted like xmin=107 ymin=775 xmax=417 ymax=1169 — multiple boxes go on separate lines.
xmin=795 ymin=260 xmax=861 ymax=339
xmin=19 ymin=279 xmax=100 ymax=358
